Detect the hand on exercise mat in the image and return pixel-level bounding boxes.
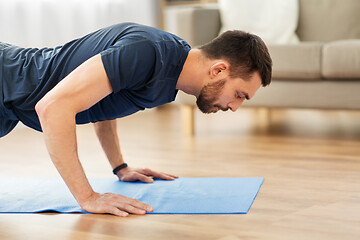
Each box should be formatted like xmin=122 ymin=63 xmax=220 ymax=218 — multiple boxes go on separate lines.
xmin=81 ymin=192 xmax=153 ymax=217
xmin=117 ymin=167 xmax=178 ymax=183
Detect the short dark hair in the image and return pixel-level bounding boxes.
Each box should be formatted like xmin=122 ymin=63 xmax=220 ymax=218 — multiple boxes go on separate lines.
xmin=199 ymin=30 xmax=272 ymax=87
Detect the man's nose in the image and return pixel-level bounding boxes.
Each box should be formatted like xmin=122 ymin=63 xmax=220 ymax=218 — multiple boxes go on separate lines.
xmin=228 ymin=99 xmax=244 ymax=112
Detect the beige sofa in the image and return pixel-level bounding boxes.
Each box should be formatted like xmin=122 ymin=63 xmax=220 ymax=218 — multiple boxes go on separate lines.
xmin=165 ymin=0 xmax=360 ymax=135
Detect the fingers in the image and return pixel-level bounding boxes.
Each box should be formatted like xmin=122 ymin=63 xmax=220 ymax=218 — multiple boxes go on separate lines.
xmin=114 ymin=196 xmax=153 ymax=216
xmin=128 ymin=198 xmax=153 ymax=213
xmin=122 ymin=204 xmax=146 ymax=215
xmin=81 ymin=192 xmax=153 ymax=217
xmin=164 ymin=173 xmax=179 ymax=179
xmin=139 ymin=168 xmax=179 ymax=180
xmin=119 ymin=167 xmax=179 ymax=183
xmin=121 ymin=171 xmax=154 ymax=183
xmin=107 ymin=207 xmax=129 ymax=217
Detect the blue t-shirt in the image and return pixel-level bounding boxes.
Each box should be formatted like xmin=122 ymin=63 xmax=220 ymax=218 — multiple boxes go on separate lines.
xmin=0 ymin=23 xmax=191 ymax=133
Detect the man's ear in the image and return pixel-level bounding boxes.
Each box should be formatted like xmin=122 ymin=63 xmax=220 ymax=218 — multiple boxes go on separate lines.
xmin=209 ymin=61 xmax=229 ymax=79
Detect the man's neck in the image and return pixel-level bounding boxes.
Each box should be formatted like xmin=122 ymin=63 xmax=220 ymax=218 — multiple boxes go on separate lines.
xmin=176 ymin=49 xmax=206 ymax=98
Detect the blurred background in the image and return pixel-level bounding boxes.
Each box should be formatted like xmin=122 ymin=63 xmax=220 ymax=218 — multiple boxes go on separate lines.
xmin=1 ymin=0 xmax=359 ymax=136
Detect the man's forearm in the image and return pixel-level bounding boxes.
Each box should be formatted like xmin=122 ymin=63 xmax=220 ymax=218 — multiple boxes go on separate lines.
xmin=94 ymin=119 xmax=125 ymax=169
xmin=36 ymin=103 xmax=94 ymax=205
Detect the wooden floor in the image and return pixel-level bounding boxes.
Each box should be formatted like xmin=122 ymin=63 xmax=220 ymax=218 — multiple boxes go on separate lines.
xmin=0 ymin=106 xmax=359 ymax=240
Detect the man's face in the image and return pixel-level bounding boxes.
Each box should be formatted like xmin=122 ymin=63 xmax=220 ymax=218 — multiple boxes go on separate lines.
xmin=196 ymin=72 xmax=262 ymax=114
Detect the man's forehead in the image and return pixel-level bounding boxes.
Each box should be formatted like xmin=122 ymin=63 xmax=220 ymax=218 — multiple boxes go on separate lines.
xmin=247 ymin=72 xmax=262 ymax=89
xmin=250 ymin=71 xmax=261 ymax=81
xmin=235 ymin=71 xmax=261 ymax=86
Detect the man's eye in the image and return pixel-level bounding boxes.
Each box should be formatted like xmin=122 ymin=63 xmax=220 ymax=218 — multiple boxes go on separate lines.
xmin=236 ymin=92 xmax=247 ymax=99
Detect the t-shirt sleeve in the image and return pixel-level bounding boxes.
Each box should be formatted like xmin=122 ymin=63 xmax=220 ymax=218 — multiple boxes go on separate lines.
xmin=100 ymin=37 xmax=158 ymax=93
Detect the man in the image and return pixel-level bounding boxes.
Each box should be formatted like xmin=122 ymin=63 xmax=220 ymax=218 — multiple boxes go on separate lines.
xmin=0 ymin=22 xmax=272 ymax=216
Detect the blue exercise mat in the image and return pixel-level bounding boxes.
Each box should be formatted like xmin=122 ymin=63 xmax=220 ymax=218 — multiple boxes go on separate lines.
xmin=0 ymin=177 xmax=263 ymax=214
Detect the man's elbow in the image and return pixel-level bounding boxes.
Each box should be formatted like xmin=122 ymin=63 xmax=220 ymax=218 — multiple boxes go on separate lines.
xmin=35 ymin=97 xmax=63 ymax=121
xmin=36 ymin=96 xmax=77 ymax=123
xmin=35 ymin=98 xmax=49 ymax=120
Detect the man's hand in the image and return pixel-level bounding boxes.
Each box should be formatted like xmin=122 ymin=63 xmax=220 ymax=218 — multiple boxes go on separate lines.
xmin=117 ymin=167 xmax=179 ymax=183
xmin=81 ymin=192 xmax=153 ymax=217
xmin=80 ymin=167 xmax=178 ymax=216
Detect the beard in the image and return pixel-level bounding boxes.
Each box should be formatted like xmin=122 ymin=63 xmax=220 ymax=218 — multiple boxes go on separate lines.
xmin=196 ymin=79 xmax=228 ymax=114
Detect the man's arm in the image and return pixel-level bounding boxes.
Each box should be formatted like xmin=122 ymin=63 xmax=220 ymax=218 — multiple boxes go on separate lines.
xmin=94 ymin=120 xmax=179 ymax=182
xmin=35 ymin=54 xmax=152 ymax=216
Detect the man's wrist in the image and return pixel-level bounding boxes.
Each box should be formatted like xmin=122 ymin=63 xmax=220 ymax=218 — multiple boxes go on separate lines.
xmin=112 ymin=163 xmax=128 ymax=175
xmin=74 ymin=187 xmax=97 ymax=206
xmin=78 ymin=191 xmax=99 ymax=207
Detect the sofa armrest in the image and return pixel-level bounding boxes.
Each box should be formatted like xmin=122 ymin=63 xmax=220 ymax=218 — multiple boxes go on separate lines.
xmin=164 ymin=4 xmax=221 ymax=47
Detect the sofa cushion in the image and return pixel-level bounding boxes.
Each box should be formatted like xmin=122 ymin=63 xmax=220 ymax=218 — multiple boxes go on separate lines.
xmin=322 ymin=40 xmax=360 ymax=79
xmin=268 ymin=43 xmax=322 ymax=80
xmin=218 ymin=0 xmax=299 ymax=44
xmin=165 ymin=5 xmax=221 ymax=47
xmin=297 ymin=0 xmax=360 ymax=42
xmin=243 ymin=80 xmax=360 ymax=110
